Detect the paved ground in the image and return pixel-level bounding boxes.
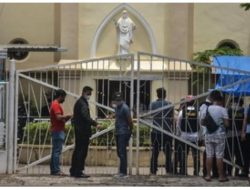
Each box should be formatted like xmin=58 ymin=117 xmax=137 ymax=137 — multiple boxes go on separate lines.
xmin=0 ymin=173 xmax=249 ymax=186
xmin=1 ymin=165 xmax=248 ymax=186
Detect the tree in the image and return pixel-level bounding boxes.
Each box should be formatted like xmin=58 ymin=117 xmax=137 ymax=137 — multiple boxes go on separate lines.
xmin=193 ymin=47 xmax=243 ymax=64
xmin=240 ymin=3 xmax=250 ymax=11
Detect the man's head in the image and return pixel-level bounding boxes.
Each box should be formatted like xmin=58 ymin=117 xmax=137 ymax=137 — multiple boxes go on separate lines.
xmin=82 ymin=86 xmax=93 ymax=100
xmin=112 ymin=92 xmax=123 ymax=107
xmin=209 ymin=90 xmax=223 ymax=103
xmin=156 ymin=88 xmax=166 ymax=99
xmin=186 ymin=95 xmax=195 ymax=106
xmin=55 ymin=89 xmax=66 ymax=104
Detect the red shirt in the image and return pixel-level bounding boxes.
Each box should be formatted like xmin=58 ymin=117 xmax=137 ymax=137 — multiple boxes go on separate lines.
xmin=50 ymin=100 xmax=65 ymax=132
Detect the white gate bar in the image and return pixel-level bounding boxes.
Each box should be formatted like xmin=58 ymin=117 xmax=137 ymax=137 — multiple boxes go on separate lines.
xmin=17 ymin=125 xmax=115 ymax=171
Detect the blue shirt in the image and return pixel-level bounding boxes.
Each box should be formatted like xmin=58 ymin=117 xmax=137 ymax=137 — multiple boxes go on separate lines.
xmin=150 ymin=99 xmax=173 ymax=133
xmin=115 ymin=102 xmax=131 ymax=135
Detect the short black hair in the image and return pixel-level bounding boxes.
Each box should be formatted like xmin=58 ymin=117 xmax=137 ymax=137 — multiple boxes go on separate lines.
xmin=156 ymin=88 xmax=166 ymax=99
xmin=55 ymin=89 xmax=66 ymax=99
xmin=82 ymin=86 xmax=93 ymax=93
xmin=112 ymin=92 xmax=123 ymax=101
xmin=209 ymin=90 xmax=223 ymax=102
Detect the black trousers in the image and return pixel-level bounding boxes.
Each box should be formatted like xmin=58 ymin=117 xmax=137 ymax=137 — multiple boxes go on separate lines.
xmin=150 ymin=132 xmax=173 ymax=174
xmin=179 ymin=141 xmax=200 ymax=176
xmin=242 ymin=133 xmax=250 ymax=175
xmin=224 ymin=136 xmax=244 ymax=176
xmin=115 ymin=134 xmax=131 ymax=175
xmin=69 ymin=132 xmax=90 ymax=176
xmin=173 ymin=139 xmax=182 ymax=174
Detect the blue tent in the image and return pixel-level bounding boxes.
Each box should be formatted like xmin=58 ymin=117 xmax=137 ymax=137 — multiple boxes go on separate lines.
xmin=212 ymin=56 xmax=250 ymax=96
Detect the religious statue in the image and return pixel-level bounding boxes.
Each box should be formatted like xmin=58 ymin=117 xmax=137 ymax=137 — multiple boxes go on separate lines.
xmin=114 ymin=10 xmax=136 ymax=55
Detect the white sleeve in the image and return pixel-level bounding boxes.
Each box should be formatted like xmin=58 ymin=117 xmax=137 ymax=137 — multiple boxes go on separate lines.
xmin=176 ymin=111 xmax=183 ymax=136
xmin=222 ymin=108 xmax=229 ymax=119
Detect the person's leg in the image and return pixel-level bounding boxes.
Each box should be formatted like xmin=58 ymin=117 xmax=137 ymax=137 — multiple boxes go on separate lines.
xmin=174 ymin=140 xmax=181 ymax=174
xmin=191 ymin=143 xmax=200 ymax=176
xmin=70 ymin=133 xmax=85 ymax=176
xmin=234 ymin=136 xmax=242 ymax=176
xmin=81 ymin=136 xmax=90 ymax=173
xmin=204 ymin=141 xmax=215 ymax=180
xmin=203 ymin=150 xmax=207 ymax=177
xmin=206 ymin=157 xmax=213 ymax=180
xmin=50 ymin=131 xmax=64 ymax=175
xmin=217 ymin=158 xmax=227 ymax=181
xmin=150 ymin=133 xmax=160 ymax=174
xmin=224 ymin=137 xmax=232 ymax=176
xmin=117 ymin=134 xmax=130 ymax=175
xmin=243 ymin=134 xmax=250 ymax=176
xmin=215 ymin=138 xmax=228 ymax=181
xmin=212 ymin=154 xmax=219 ymax=178
xmin=179 ymin=141 xmax=187 ymax=175
xmin=163 ymin=136 xmax=173 ymax=173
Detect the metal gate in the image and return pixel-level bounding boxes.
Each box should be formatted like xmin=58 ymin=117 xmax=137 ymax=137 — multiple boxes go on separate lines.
xmin=14 ymin=52 xmax=250 ymax=176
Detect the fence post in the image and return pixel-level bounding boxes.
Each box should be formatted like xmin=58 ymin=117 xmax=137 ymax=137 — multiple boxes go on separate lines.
xmin=7 ymin=58 xmax=16 ymax=173
xmin=128 ymin=55 xmax=134 ymax=175
xmin=136 ymin=53 xmax=140 ymax=175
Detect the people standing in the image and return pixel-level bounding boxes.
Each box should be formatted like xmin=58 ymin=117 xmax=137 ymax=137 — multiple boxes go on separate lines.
xmin=176 ymin=95 xmax=200 ymax=176
xmin=240 ymin=102 xmax=250 ymax=178
xmin=112 ymin=92 xmax=133 ymax=178
xmin=150 ymin=88 xmax=174 ymax=175
xmin=202 ymin=90 xmax=229 ymax=182
xmin=50 ymin=89 xmax=71 ymax=176
xmin=69 ymin=86 xmax=100 ymax=178
xmin=224 ymin=98 xmax=244 ymax=176
xmin=199 ymin=97 xmax=218 ymax=178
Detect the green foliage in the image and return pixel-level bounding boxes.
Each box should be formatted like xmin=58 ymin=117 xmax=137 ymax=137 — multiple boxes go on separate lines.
xmin=22 ymin=120 xmax=151 ymax=147
xmin=240 ymin=3 xmax=250 ymax=11
xmin=193 ymin=47 xmax=243 ymax=64
xmin=23 ymin=122 xmax=74 ymax=145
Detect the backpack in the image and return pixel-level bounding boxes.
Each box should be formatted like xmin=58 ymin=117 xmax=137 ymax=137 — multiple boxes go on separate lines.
xmin=180 ymin=107 xmax=199 ymax=133
xmin=201 ymin=106 xmax=220 ymax=134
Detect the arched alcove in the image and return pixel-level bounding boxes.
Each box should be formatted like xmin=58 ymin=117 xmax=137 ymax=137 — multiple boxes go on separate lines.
xmin=90 ymin=3 xmax=157 ymax=58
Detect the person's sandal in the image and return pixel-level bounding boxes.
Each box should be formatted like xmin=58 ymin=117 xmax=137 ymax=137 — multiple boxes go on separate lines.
xmin=53 ymin=171 xmax=67 ymax=176
xmin=219 ymin=178 xmax=229 ymax=182
xmin=203 ymin=176 xmax=212 ymax=182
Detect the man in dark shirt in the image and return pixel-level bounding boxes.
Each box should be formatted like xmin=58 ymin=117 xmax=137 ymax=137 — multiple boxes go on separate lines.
xmin=113 ymin=92 xmax=133 ymax=178
xmin=150 ymin=87 xmax=174 ymax=175
xmin=69 ymin=86 xmax=100 ymax=178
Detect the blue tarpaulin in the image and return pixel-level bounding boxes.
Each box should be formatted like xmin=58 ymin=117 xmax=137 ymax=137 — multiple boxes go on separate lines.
xmin=212 ymin=56 xmax=250 ymax=96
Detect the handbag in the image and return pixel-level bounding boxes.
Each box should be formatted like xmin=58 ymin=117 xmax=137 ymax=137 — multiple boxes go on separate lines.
xmin=201 ymin=106 xmax=220 ymax=134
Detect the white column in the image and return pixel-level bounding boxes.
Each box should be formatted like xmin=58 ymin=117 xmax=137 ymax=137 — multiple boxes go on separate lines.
xmin=7 ymin=58 xmax=15 ymax=174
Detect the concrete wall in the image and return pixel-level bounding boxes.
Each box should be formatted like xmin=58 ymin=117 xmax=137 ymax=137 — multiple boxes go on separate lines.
xmin=0 ymin=4 xmax=56 ymax=70
xmin=194 ymin=3 xmax=250 ymax=55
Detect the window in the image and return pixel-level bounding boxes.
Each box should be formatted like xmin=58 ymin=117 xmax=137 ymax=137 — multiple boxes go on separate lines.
xmin=8 ymin=38 xmax=29 ymax=60
xmin=217 ymin=39 xmax=239 ymax=49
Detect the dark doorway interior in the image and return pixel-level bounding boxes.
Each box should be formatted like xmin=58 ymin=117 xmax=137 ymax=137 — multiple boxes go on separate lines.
xmin=96 ymin=80 xmax=151 ymax=118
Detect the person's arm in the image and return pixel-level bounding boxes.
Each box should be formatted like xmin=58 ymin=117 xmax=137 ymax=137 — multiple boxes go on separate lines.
xmin=241 ymin=112 xmax=247 ymax=141
xmin=176 ymin=111 xmax=182 ymax=136
xmin=55 ymin=114 xmax=71 ymax=122
xmin=124 ymin=106 xmax=133 ymax=132
xmin=52 ymin=103 xmax=72 ymax=122
xmin=80 ymin=101 xmax=97 ymax=126
xmin=223 ymin=108 xmax=229 ymax=128
xmin=223 ymin=118 xmax=229 ymax=128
